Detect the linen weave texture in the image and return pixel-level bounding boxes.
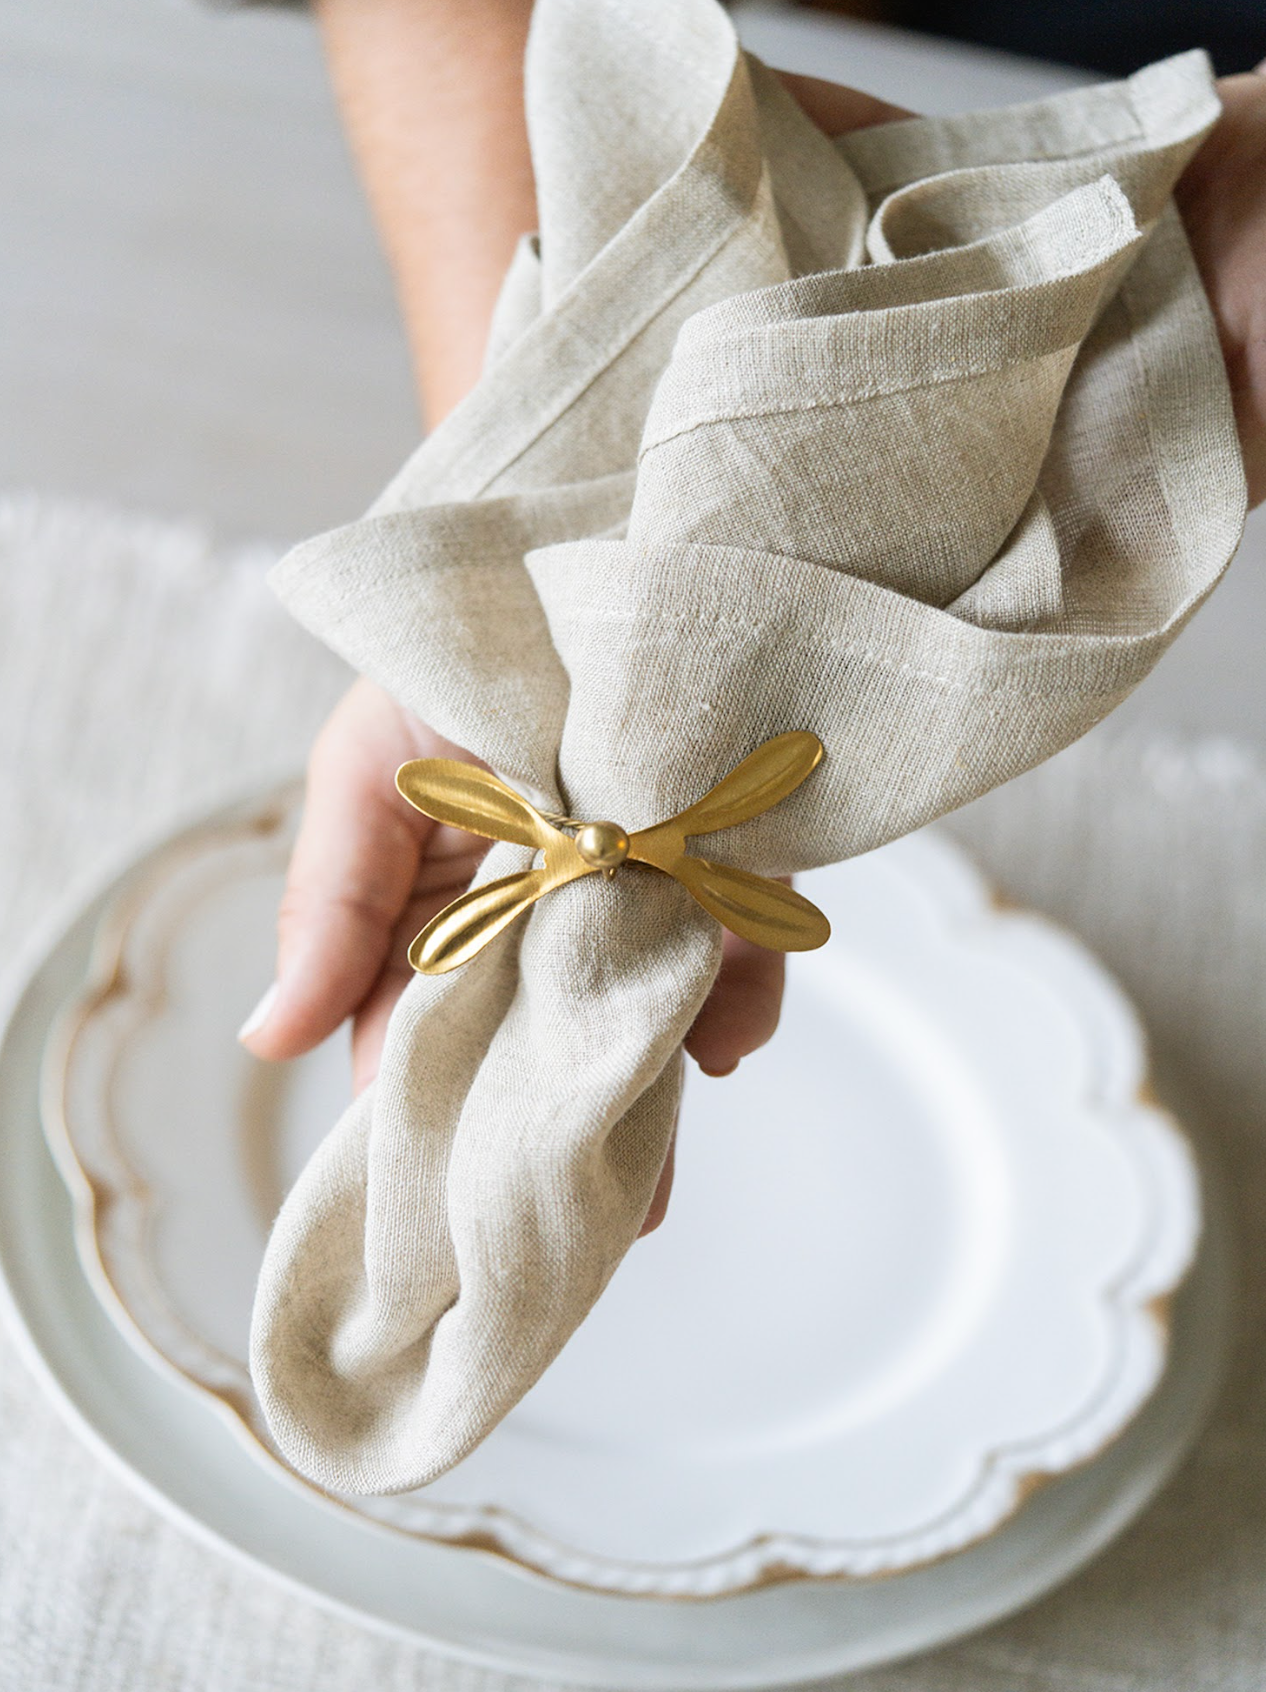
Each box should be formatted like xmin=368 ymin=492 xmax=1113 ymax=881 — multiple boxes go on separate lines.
xmin=251 ymin=0 xmax=1247 ymax=1493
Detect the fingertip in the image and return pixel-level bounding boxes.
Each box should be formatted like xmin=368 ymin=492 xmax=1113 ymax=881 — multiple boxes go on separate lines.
xmin=237 ymin=974 xmax=318 ymax=1062
xmin=696 ymin=1059 xmax=739 ymax=1079
xmin=685 ymin=939 xmax=785 ymax=1077
xmin=638 ymin=1199 xmax=669 ymax=1237
xmin=237 ymin=981 xmax=278 ymax=1046
xmin=237 ymin=925 xmax=368 ymax=1061
xmin=638 ymin=1133 xmax=676 ymax=1236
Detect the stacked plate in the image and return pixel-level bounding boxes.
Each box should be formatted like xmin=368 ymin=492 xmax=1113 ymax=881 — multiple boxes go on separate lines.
xmin=0 ymin=784 xmax=1230 ymax=1686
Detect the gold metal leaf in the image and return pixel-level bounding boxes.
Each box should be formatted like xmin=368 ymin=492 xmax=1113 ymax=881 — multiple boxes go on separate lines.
xmin=671 ymin=856 xmax=831 ymax=952
xmin=670 ymin=732 xmax=823 ymax=837
xmin=396 ymin=761 xmax=559 ymax=851
xmin=408 ymin=867 xmax=560 ymax=975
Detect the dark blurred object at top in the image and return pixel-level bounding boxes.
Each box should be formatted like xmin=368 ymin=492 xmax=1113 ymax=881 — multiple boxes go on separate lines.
xmin=796 ymin=0 xmax=1266 ymax=77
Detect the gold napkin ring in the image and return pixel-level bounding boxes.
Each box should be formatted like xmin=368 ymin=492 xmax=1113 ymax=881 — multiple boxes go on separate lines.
xmin=396 ymin=732 xmax=830 ymax=975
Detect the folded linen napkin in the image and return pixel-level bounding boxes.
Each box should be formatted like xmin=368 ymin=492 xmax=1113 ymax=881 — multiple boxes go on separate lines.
xmin=251 ymin=0 xmax=1246 ymax=1494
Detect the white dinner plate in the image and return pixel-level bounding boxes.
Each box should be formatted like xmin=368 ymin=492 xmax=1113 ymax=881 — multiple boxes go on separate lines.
xmin=43 ymin=785 xmax=1203 ymax=1598
xmin=0 ymin=794 xmax=1232 ymax=1685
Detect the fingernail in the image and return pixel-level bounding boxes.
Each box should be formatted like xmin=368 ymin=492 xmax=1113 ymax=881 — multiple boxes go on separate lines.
xmin=238 ymin=981 xmax=279 ymax=1042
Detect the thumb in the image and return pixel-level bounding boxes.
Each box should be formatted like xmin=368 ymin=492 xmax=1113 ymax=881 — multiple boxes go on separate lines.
xmin=239 ymin=684 xmax=428 ymax=1060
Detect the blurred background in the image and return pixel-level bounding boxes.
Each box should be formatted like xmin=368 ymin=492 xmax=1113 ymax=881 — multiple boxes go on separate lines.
xmin=3 ymin=0 xmax=1264 ymax=727
xmin=797 ymin=0 xmax=1266 ymax=78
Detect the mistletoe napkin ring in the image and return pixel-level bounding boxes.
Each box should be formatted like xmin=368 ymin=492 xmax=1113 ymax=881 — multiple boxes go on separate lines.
xmin=395 ymin=732 xmax=831 ymax=975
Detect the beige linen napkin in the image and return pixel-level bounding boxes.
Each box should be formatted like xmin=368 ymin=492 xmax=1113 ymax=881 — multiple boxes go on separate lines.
xmin=251 ymin=0 xmax=1245 ymax=1495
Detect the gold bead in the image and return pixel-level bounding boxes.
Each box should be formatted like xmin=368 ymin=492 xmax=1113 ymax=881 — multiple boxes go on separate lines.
xmin=575 ymin=820 xmax=630 ymax=871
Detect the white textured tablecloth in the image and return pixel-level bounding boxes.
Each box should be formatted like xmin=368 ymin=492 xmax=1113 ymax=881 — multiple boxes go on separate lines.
xmin=2 ymin=492 xmax=1266 ymax=1690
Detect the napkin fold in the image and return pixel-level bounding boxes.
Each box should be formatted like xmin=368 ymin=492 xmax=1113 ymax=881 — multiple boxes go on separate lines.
xmin=251 ymin=0 xmax=1245 ymax=1494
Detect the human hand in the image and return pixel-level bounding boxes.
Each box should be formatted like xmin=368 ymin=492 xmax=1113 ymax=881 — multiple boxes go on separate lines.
xmin=238 ymin=677 xmax=488 ymax=1093
xmin=1174 ymin=61 xmax=1266 ymax=508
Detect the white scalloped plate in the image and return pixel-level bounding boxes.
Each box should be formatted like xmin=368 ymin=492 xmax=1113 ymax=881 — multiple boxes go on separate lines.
xmin=0 ymin=836 xmax=1230 ymax=1687
xmin=41 ymin=784 xmax=1201 ymax=1601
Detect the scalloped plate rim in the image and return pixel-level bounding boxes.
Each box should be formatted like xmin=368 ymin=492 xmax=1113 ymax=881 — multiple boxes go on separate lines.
xmin=41 ymin=781 xmax=1202 ymax=1600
